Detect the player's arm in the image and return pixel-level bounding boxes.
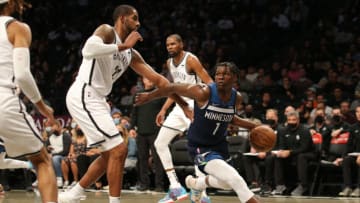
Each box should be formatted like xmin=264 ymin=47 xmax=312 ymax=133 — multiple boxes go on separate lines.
xmin=231 ymin=93 xmax=258 ymax=130
xmin=8 ymin=21 xmax=55 ymax=124
xmin=135 ymin=83 xmax=210 ymax=107
xmin=82 ymin=24 xmax=143 ymax=59
xmin=156 ymin=59 xmax=175 ymax=123
xmin=160 ymin=59 xmax=175 ymax=112
xmin=187 ymin=55 xmax=213 ymax=84
xmin=130 ymin=49 xmax=189 ymax=108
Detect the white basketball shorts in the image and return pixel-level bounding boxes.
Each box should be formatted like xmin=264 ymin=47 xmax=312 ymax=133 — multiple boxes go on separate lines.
xmin=0 ymin=87 xmax=43 ymax=158
xmin=162 ymin=103 xmax=192 ymax=132
xmin=66 ymin=81 xmax=123 ymax=152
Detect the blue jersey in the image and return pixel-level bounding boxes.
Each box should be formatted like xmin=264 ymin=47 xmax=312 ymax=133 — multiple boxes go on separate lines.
xmin=187 ymin=82 xmax=237 ymax=149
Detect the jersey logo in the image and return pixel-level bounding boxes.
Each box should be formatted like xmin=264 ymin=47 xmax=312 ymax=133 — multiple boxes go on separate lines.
xmin=112 ymin=65 xmax=122 ymax=79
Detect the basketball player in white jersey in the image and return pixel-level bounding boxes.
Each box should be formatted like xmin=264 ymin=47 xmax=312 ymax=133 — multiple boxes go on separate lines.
xmin=0 ymin=140 xmax=34 ymax=170
xmin=155 ymin=34 xmax=213 ymax=203
xmin=0 ymin=0 xmax=58 ymax=202
xmin=59 ymin=5 xmax=190 ymax=203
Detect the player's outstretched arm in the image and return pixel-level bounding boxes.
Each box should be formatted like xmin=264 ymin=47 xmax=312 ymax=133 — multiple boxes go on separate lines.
xmin=135 ymin=83 xmax=209 ymax=106
xmin=130 ymin=49 xmax=190 ymax=108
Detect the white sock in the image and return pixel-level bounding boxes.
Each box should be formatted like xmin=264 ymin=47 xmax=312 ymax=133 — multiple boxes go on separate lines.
xmin=70 ymin=183 xmax=85 ymax=196
xmin=195 ymin=176 xmax=207 ymax=190
xmin=109 ymin=196 xmax=120 ymax=203
xmin=194 ymin=167 xmax=208 ymax=190
xmin=166 ymin=170 xmax=181 ymax=188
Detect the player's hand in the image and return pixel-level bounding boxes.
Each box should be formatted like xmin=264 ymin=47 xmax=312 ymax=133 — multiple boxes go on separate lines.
xmin=134 ymin=92 xmax=150 ymax=106
xmin=182 ymin=105 xmax=194 ymax=123
xmin=156 ymin=110 xmax=166 ymax=126
xmin=36 ymin=101 xmax=56 ymax=126
xmin=122 ymin=31 xmax=143 ymax=49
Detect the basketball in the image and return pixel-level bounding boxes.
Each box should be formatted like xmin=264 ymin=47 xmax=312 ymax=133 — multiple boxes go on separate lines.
xmin=249 ymin=125 xmax=276 ymax=152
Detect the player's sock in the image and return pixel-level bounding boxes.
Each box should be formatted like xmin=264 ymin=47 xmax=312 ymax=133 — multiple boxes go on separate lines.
xmin=109 ymin=196 xmax=120 ymax=203
xmin=166 ymin=169 xmax=181 ymax=188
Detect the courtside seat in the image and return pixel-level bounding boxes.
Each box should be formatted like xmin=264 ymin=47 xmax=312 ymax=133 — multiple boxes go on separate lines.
xmin=312 ymin=143 xmax=347 ymax=196
xmin=170 ymin=138 xmax=194 ymax=176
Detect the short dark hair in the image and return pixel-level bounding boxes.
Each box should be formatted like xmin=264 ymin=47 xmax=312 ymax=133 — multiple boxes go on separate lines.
xmin=167 ymin=34 xmax=183 ymax=43
xmin=113 ymin=4 xmax=136 ymax=23
xmin=215 ymin=61 xmax=239 ymax=77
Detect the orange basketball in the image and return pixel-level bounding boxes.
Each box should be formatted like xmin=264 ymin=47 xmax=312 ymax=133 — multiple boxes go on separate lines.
xmin=249 ymin=125 xmax=276 ymax=152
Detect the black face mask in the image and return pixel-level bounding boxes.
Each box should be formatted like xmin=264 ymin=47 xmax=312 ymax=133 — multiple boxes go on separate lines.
xmin=265 ymin=119 xmax=276 ymax=126
xmin=288 ymin=123 xmax=297 ymax=130
xmin=245 ymin=112 xmax=253 ymax=118
xmin=76 ymin=129 xmax=84 ymax=136
xmin=53 ymin=130 xmax=60 ymax=136
xmin=314 ymin=116 xmax=324 ymax=124
xmin=333 ymin=115 xmax=341 ymax=123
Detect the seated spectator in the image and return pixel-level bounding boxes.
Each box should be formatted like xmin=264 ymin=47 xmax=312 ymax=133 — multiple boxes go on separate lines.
xmin=116 ymin=123 xmax=137 ymax=170
xmin=309 ymin=108 xmax=331 ymax=158
xmin=130 ymin=76 xmax=165 ymax=191
xmin=76 ymin=146 xmax=105 ymax=190
xmin=45 ymin=121 xmax=72 ymax=188
xmin=338 ymin=105 xmax=360 ymax=197
xmin=272 ymin=111 xmax=314 ymax=195
xmin=61 ymin=124 xmax=86 ymax=188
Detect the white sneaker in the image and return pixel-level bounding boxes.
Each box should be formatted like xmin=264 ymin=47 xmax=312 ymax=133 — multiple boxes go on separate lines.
xmin=185 ymin=175 xmax=200 ymax=190
xmin=32 ymin=180 xmax=38 ymax=188
xmin=63 ymin=181 xmax=69 ymax=189
xmin=57 ymin=177 xmax=63 ymax=188
xmin=58 ymin=191 xmax=82 ymax=203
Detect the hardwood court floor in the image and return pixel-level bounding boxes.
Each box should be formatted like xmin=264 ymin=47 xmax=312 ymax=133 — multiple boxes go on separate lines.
xmin=1 ymin=190 xmax=359 ymax=203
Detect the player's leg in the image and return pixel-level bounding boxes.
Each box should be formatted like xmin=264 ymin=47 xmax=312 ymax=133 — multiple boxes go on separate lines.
xmin=61 ymin=84 xmax=126 ymax=203
xmin=155 ymin=126 xmax=181 ymax=187
xmin=28 ymin=147 xmax=58 ymax=203
xmin=155 ymin=108 xmax=190 ymax=203
xmin=0 ymin=94 xmax=57 ymax=203
xmin=186 ymin=155 xmax=258 ymax=203
xmin=155 ymin=106 xmax=190 ymax=187
xmin=0 ymin=151 xmax=32 ymax=169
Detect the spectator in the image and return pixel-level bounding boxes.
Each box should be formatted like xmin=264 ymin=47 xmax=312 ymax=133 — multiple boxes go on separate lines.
xmin=130 ymin=77 xmax=165 ymax=192
xmin=45 ymin=121 xmax=72 ymax=188
xmin=338 ymin=105 xmax=360 ymax=197
xmin=272 ymin=111 xmax=314 ymax=195
xmin=61 ymin=124 xmax=86 ymax=188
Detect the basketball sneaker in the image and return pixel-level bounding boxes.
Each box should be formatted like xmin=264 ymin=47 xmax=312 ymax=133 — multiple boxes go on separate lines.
xmin=189 ymin=189 xmax=211 ymax=203
xmin=158 ymin=186 xmax=188 ymax=203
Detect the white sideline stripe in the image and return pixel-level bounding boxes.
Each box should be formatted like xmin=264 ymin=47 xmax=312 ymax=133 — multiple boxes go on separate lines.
xmin=207 ymin=105 xmax=234 ymax=113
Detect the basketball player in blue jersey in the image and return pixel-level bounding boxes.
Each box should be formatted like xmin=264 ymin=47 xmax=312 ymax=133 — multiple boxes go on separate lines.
xmin=155 ymin=34 xmax=213 ymax=203
xmin=59 ymin=5 xmax=191 ymax=203
xmin=136 ymin=62 xmax=261 ymax=203
xmin=0 ymin=1 xmax=58 ymax=202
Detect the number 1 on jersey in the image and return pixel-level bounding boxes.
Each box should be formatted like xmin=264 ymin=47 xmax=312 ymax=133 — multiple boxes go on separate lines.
xmin=212 ymin=122 xmax=220 ymax=135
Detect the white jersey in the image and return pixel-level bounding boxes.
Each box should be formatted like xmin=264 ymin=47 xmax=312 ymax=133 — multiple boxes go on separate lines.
xmin=76 ymin=29 xmax=132 ymax=96
xmin=169 ymin=52 xmax=200 ymax=104
xmin=0 ymin=16 xmax=16 ymax=89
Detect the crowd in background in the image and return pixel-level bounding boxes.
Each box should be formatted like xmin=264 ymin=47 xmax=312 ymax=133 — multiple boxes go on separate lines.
xmin=2 ymin=0 xmax=360 ymax=197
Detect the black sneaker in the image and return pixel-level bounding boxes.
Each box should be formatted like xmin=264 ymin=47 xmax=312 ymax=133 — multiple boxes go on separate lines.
xmin=260 ymin=184 xmax=272 ymax=195
xmin=136 ymin=185 xmax=149 ymax=191
xmin=249 ymin=183 xmax=261 ymax=193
